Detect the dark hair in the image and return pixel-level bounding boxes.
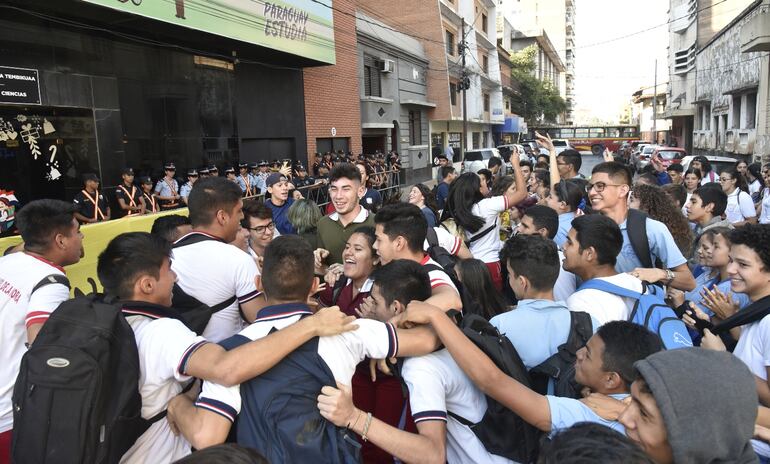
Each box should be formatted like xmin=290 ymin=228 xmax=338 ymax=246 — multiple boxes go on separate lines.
xmin=173 ymin=444 xmax=269 ymax=464
xmin=241 ymin=199 xmax=273 ymax=227
xmin=349 ymin=225 xmax=377 ymax=258
xmin=500 ymin=234 xmax=560 ymax=291
xmin=488 ymin=157 xmax=503 ymax=169
xmin=721 ymin=166 xmax=749 ymax=193
xmin=329 ymin=162 xmax=362 ymax=184
xmin=151 ymin=215 xmax=191 ymax=242
xmin=557 ymin=149 xmax=582 ymax=173
xmin=440 ymin=165 xmax=456 ymax=180
xmin=553 ymin=179 xmax=585 ymax=212
xmin=374 ymin=203 xmax=427 ymax=253
xmin=661 ymin=183 xmax=687 ymax=209
xmin=748 ymin=163 xmax=765 ymax=188
xmin=538 ymin=422 xmax=655 ymax=464
xmin=523 ymin=205 xmax=559 ymax=239
xmin=692 ymin=155 xmax=712 ymax=173
xmin=597 ymin=320 xmax=663 ymax=388
xmin=666 ymin=163 xmax=684 ymax=173
xmin=532 ymin=169 xmax=550 ymax=189
xmin=15 ymin=199 xmax=78 ymax=251
xmin=534 ymin=161 xmax=549 ymax=170
xmin=693 ymin=186 xmax=728 ymax=216
xmin=635 ymin=172 xmax=659 ymax=186
xmin=478 ymin=168 xmax=493 ymax=187
xmin=98 ymin=232 xmax=171 ymax=300
xmin=187 ymin=177 xmax=243 ymax=228
xmin=456 ymin=258 xmax=507 ymax=320
xmin=491 ymin=175 xmax=515 ymax=197
xmin=730 ymin=224 xmax=770 ymax=271
xmin=684 ymin=167 xmax=703 ymax=180
xmin=519 ymin=159 xmax=533 ymax=170
xmin=444 ymin=172 xmax=485 ymax=232
xmin=591 ymin=161 xmax=632 ymax=186
xmin=571 ymin=214 xmax=623 ymax=266
xmin=370 ymin=259 xmax=431 ymax=308
xmin=413 ymin=184 xmax=439 ymax=220
xmin=631 ymin=184 xmax=693 ymax=257
xmin=261 ymin=235 xmax=315 ymax=301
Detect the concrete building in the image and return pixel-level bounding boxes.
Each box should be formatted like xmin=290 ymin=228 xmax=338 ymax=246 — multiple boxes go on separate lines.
xmin=691 ymin=0 xmax=769 ymax=160
xmin=664 ymin=0 xmax=754 ymax=154
xmin=632 ymin=90 xmax=672 ymax=144
xmin=495 ymin=43 xmax=526 ymax=145
xmin=508 ymin=30 xmax=565 ymax=96
xmin=356 ymin=12 xmax=433 ymax=183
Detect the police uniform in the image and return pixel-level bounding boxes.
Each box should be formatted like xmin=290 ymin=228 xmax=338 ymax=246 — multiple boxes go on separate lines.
xmin=154 ymin=163 xmax=180 ymax=210
xmin=224 ymin=167 xmax=238 ymax=184
xmin=73 ymin=174 xmax=109 ymax=223
xmin=140 ymin=177 xmax=160 ymax=214
xmin=250 ymin=163 xmax=266 ymax=194
xmin=291 ymin=165 xmax=315 ymax=189
xmin=208 ymin=165 xmax=219 ymax=177
xmin=198 ymin=167 xmax=210 ymax=178
xmin=115 ymin=168 xmax=143 ymax=217
xmin=257 ymin=161 xmax=270 ymax=185
xmin=236 ymin=163 xmax=256 ymax=197
xmin=180 ymin=169 xmax=198 ymax=202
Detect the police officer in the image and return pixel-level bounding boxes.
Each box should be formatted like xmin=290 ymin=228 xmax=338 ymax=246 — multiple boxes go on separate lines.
xmin=257 ymin=160 xmax=270 ymax=183
xmin=208 ymin=164 xmax=219 ymax=177
xmin=198 ymin=167 xmax=210 ymax=179
xmin=140 ymin=176 xmax=159 ymax=214
xmin=250 ymin=162 xmax=266 ymax=195
xmin=73 ymin=173 xmax=110 ymax=224
xmin=224 ymin=166 xmax=237 ymax=183
xmin=154 ymin=163 xmax=181 ymax=210
xmin=236 ymin=163 xmax=256 ymax=197
xmin=115 ymin=168 xmax=145 ymax=217
xmin=291 ymin=164 xmax=315 ymax=189
xmin=180 ymin=169 xmax=198 ymax=205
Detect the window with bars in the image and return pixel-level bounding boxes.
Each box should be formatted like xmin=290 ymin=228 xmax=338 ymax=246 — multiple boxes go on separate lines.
xmin=409 ymin=110 xmax=422 ymax=145
xmin=450 ymin=82 xmax=458 ymax=106
xmin=363 ymin=55 xmax=381 ymax=97
xmin=446 ymin=30 xmax=455 ymax=56
xmin=483 ymin=93 xmax=490 ymax=112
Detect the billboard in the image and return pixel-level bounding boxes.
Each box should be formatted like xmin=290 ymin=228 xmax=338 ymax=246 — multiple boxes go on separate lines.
xmin=82 ymin=0 xmax=336 ymax=64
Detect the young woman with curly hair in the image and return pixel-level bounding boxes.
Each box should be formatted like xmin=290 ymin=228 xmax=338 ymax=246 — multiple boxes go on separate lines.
xmin=629 ymin=183 xmax=694 ymax=258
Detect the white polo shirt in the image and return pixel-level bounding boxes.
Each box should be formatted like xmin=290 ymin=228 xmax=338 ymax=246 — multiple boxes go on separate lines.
xmin=419 ymin=254 xmax=459 ymax=293
xmin=732 ymin=314 xmax=770 ymax=457
xmin=467 ymin=196 xmax=508 ymax=263
xmin=403 ymin=349 xmax=514 ymax=464
xmin=196 ymin=304 xmax=399 ymax=424
xmin=566 ymin=273 xmax=644 ymax=326
xmin=119 ymin=303 xmax=208 ymax=464
xmin=725 ymin=189 xmax=756 ymax=224
xmin=0 ymin=252 xmax=70 ymax=433
xmin=423 ymin=226 xmax=462 ymax=256
xmin=171 ymin=232 xmax=261 ymax=342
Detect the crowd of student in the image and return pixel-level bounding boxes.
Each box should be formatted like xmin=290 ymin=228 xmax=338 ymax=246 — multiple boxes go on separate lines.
xmin=2 ymin=134 xmax=770 ymax=464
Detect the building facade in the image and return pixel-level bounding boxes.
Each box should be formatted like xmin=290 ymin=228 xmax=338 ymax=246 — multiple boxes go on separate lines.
xmin=632 ymin=90 xmax=672 ymax=144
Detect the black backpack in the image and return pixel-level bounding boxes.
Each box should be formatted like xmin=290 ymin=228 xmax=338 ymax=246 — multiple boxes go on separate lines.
xmin=171 ymin=233 xmax=238 ymax=334
xmin=627 ymin=209 xmax=663 ymax=270
xmin=425 ymin=227 xmax=462 ymax=289
xmin=529 ymin=311 xmax=593 ymax=398
xmin=445 ymin=311 xmax=542 ymax=463
xmin=12 ymin=294 xmax=164 ymax=464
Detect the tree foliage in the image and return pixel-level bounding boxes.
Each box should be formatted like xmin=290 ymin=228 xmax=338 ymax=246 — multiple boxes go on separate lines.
xmin=509 ymin=45 xmax=567 ymax=123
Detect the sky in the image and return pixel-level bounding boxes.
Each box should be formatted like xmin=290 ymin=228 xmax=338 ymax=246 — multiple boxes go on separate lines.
xmin=573 ymin=0 xmax=669 ymax=124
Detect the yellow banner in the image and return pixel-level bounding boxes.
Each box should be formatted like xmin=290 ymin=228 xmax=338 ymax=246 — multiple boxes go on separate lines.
xmin=0 ymin=210 xmax=189 ymax=295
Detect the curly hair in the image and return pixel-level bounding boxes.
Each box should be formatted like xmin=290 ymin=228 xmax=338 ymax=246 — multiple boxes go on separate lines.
xmin=730 ymin=224 xmax=770 ymax=271
xmin=631 ymin=184 xmax=693 ymax=257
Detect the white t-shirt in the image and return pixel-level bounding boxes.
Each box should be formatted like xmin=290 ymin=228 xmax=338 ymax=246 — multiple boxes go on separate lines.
xmin=120 ymin=308 xmax=207 ymax=464
xmin=419 ymin=254 xmax=459 ymax=293
xmin=554 ymin=250 xmax=577 ymax=302
xmin=760 ymin=188 xmax=770 ymax=224
xmin=171 ymin=232 xmax=261 ymax=342
xmin=733 ymin=315 xmax=770 ymax=457
xmin=566 ymin=273 xmax=644 ymax=326
xmin=197 ymin=305 xmax=398 ymax=425
xmin=466 ymin=196 xmax=508 ymax=263
xmin=0 ymin=252 xmax=70 ymax=433
xmin=403 ymin=349 xmax=513 ymax=464
xmin=749 ymin=179 xmax=761 ymax=198
xmin=725 ymin=189 xmax=756 ymax=224
xmin=423 ymin=226 xmax=462 ymax=256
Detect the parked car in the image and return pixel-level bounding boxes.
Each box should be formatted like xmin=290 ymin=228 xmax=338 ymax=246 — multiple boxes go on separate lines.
xmin=680 ymin=155 xmax=738 ymax=178
xmin=650 ymin=147 xmax=687 ymax=168
xmin=551 ymin=139 xmax=573 ymax=154
xmin=634 ymin=145 xmax=660 ymax=172
xmin=462 ymin=148 xmax=502 ymax=173
xmin=497 ymin=144 xmax=530 ymax=162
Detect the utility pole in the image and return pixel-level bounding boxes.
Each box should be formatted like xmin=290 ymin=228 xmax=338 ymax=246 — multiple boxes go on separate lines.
xmin=460 ymin=17 xmax=468 ymax=156
xmin=652 ymin=59 xmax=657 ymax=144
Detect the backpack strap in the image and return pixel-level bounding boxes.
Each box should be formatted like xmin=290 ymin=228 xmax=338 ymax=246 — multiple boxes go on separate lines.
xmin=31 ymin=274 xmax=70 ymax=294
xmin=331 ymin=277 xmax=349 ymax=306
xmin=712 ymin=295 xmax=770 ymax=335
xmin=467 ymin=220 xmax=497 ymax=244
xmin=626 ymin=209 xmax=653 ymax=269
xmin=530 ymin=311 xmax=593 ymax=379
xmin=447 ymin=410 xmax=475 ymax=427
xmin=578 ymin=279 xmax=643 ymax=300
xmin=426 ymin=227 xmax=439 ymax=248
xmin=172 ymin=232 xmax=223 ymax=249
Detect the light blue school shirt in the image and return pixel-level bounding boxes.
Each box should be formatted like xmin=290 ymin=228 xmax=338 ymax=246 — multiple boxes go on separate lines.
xmin=547 ymin=393 xmax=629 ymax=435
xmin=555 ymin=212 xmax=575 ymax=247
xmin=616 ymin=217 xmax=687 ymax=273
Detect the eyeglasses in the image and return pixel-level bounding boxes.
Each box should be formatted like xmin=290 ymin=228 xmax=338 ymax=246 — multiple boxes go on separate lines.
xmin=245 ymin=222 xmax=275 ymax=234
xmin=585 ymin=182 xmax=623 ymax=193
xmin=719 ymin=177 xmax=733 ymax=183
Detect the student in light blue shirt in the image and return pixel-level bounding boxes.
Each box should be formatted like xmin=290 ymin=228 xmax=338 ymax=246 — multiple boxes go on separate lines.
xmin=545 ymin=179 xmax=585 ymax=247
xmin=490 ymin=234 xmax=594 ymax=370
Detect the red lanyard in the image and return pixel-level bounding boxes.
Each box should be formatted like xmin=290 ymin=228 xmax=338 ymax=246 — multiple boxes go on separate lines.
xmin=144 ymin=193 xmax=158 ymax=212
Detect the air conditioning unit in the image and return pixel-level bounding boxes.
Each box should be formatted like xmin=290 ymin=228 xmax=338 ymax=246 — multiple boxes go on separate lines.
xmin=378 ymin=59 xmax=395 ymax=73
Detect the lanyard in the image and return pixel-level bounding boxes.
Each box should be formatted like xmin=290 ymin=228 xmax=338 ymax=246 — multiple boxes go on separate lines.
xmin=119 ymin=184 xmax=138 ymax=215
xmin=241 ymin=175 xmax=252 ymax=196
xmin=164 ymin=178 xmax=177 ymax=196
xmin=81 ymin=189 xmax=105 ymax=221
xmin=144 ymin=192 xmax=158 ymax=212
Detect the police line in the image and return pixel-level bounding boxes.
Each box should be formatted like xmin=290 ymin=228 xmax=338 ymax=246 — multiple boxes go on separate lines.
xmin=0 ymin=209 xmax=188 ymax=296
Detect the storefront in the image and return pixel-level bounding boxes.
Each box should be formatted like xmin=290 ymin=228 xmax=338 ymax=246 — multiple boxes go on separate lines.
xmin=0 ymin=0 xmax=335 ymax=204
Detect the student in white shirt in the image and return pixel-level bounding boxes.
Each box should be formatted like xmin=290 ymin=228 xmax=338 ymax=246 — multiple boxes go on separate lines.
xmin=395 ymin=305 xmax=662 ymax=437
xmin=372 ymin=203 xmax=461 ymax=311
xmin=241 ymin=200 xmax=275 ymax=272
xmin=318 ymin=260 xmax=514 ymax=463
xmin=0 ymin=200 xmax=84 ymax=456
xmin=443 ymin=151 xmax=527 ymax=291
xmin=163 ymin=236 xmax=439 ymax=460
xmin=96 ymin=232 xmax=356 ymax=464
xmin=170 ymin=177 xmax=267 ymax=342
xmin=563 ymin=214 xmax=644 ymax=326
xmin=719 ymin=166 xmax=757 ymax=226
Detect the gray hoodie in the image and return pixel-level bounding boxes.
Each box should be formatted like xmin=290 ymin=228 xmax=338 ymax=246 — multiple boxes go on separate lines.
xmin=635 ymin=348 xmax=758 ymax=464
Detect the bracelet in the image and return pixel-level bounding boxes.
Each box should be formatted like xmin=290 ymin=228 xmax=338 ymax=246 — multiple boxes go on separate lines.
xmin=361 ymin=412 xmax=373 ymax=442
xmin=348 ymin=410 xmax=363 ymax=430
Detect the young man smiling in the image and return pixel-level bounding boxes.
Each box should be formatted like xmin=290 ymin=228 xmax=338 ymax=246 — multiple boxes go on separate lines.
xmin=265 ymin=173 xmax=296 ymax=235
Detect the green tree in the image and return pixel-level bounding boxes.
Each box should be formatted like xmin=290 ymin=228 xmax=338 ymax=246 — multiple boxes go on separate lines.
xmin=508 ymin=45 xmax=567 ymax=123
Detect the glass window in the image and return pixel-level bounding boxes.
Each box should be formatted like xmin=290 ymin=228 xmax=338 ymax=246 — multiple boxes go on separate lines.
xmin=408 ymin=110 xmax=422 ymax=145
xmin=363 ymin=56 xmax=381 ymax=97
xmin=574 ymin=128 xmax=589 ymax=138
xmin=589 ymin=127 xmax=606 ymax=137
xmin=558 ymin=128 xmax=574 ymax=138
xmin=445 ymin=30 xmax=455 ymax=56
xmin=607 ymin=128 xmax=620 ymax=137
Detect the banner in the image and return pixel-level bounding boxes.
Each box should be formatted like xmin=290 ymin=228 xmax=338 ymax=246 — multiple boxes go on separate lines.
xmin=81 ymin=0 xmax=336 ymax=64
xmin=0 ymin=209 xmax=189 ymax=296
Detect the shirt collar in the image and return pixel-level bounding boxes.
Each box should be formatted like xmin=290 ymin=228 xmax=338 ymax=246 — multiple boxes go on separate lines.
xmin=24 ymin=252 xmax=65 ymax=273
xmin=255 ymin=302 xmax=313 ymax=322
xmin=121 ymin=300 xmax=182 ymax=320
xmin=328 ymin=205 xmax=369 ymax=223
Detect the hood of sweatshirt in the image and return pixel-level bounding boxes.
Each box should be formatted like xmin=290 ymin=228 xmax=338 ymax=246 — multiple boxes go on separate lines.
xmin=635 ymin=348 xmax=758 ymax=464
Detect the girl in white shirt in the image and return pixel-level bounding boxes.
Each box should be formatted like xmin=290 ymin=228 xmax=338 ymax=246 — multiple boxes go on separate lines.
xmin=720 ymin=166 xmax=757 ymax=226
xmin=746 ymin=162 xmax=764 ymax=203
xmin=759 ymin=164 xmax=770 ymax=224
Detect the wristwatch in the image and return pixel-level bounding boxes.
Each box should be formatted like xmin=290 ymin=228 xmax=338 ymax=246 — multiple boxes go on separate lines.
xmin=665 ymin=269 xmax=675 ymax=284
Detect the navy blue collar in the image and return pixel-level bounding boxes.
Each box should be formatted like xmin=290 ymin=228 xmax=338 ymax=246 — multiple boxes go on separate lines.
xmin=255 ymin=302 xmax=313 ymax=322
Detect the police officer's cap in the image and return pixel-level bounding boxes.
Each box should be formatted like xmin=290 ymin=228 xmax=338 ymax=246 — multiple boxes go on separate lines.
xmin=238 ymin=163 xmax=248 ymax=169
xmin=139 ymin=176 xmax=153 ymax=185
xmin=258 ymin=160 xmax=268 ymax=167
xmin=199 ymin=167 xmax=210 ymax=175
xmin=224 ymin=167 xmax=235 ymax=174
xmin=121 ymin=167 xmax=134 ymax=176
xmin=208 ymin=165 xmax=219 ymax=172
xmin=249 ymin=162 xmax=259 ymax=170
xmin=82 ymin=173 xmax=100 ymax=183
xmin=187 ymin=169 xmax=198 ymax=177
xmin=164 ymin=163 xmax=176 ymax=171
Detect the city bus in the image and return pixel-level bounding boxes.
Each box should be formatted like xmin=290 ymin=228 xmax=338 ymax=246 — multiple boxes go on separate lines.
xmin=529 ymin=125 xmax=641 ymax=156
